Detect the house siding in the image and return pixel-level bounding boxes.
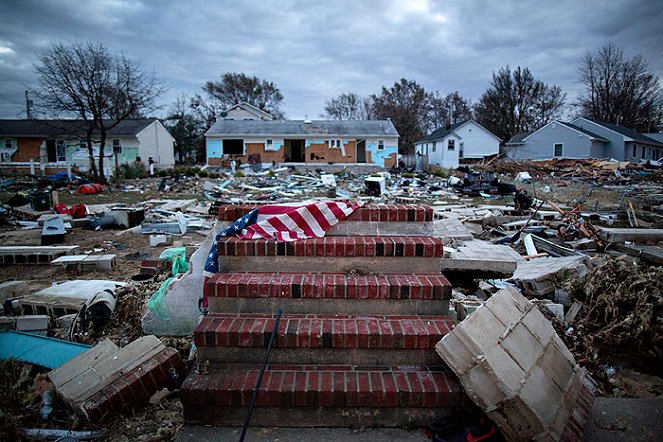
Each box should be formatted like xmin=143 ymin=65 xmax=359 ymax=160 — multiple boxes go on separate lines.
xmin=453 ymin=123 xmax=500 ymax=159
xmin=135 ymin=121 xmax=175 ymax=167
xmin=507 ymin=122 xmax=594 ymax=160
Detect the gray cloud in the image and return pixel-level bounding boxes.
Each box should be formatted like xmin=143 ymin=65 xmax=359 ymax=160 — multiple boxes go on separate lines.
xmin=0 ymin=0 xmax=661 ymax=120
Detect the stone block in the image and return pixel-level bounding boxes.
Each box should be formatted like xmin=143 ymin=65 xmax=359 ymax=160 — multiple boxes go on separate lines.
xmin=436 ymin=286 xmax=594 ymax=442
xmin=15 ymin=314 xmax=49 ymax=335
xmin=0 ymin=280 xmax=29 ymax=302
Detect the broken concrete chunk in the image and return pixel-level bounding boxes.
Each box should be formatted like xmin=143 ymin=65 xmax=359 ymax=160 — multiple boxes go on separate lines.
xmin=436 ymin=286 xmax=596 ymax=441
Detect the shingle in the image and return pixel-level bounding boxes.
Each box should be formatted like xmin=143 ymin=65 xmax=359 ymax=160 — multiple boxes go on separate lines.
xmin=205 ymin=119 xmax=399 ymax=138
xmin=0 ymin=119 xmax=156 ymax=138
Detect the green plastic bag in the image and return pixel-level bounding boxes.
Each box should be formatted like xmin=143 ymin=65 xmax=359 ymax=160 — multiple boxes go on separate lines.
xmin=159 ymin=247 xmax=189 ymax=275
xmin=147 ymin=247 xmax=190 ymax=319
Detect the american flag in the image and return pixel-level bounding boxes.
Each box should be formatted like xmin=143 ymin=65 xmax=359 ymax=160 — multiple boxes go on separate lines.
xmin=201 ymin=201 xmax=361 ymax=309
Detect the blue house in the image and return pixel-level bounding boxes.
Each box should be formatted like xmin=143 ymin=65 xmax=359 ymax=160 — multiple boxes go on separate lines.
xmin=506 ymin=118 xmax=663 ymax=161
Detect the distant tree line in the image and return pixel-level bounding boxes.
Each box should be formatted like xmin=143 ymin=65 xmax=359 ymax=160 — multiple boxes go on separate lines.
xmin=31 ymin=41 xmax=663 ymax=174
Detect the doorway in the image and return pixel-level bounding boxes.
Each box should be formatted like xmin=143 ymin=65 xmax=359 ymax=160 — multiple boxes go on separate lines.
xmin=356 ymin=140 xmax=366 ymax=163
xmin=284 ymin=139 xmax=305 ymax=162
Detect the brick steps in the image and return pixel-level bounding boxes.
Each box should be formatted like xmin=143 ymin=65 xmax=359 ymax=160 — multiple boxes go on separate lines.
xmin=215 ymin=204 xmax=434 ymax=222
xmin=216 ymin=236 xmax=443 ymax=258
xmin=207 ymin=273 xmax=451 ymax=300
xmin=207 ymin=272 xmax=451 ymax=315
xmin=194 ymin=313 xmax=454 ymax=365
xmin=181 ymin=364 xmax=470 ymax=426
xmin=214 ymin=236 xmax=443 ymax=274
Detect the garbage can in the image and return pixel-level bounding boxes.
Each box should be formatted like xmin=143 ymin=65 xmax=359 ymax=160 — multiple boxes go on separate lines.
xmin=29 ymin=192 xmax=51 ymax=211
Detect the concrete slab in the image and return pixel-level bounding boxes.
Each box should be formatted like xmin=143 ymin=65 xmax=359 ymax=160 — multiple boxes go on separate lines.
xmin=432 ymin=218 xmax=474 ymax=241
xmin=509 ymin=256 xmax=589 ymax=297
xmin=19 ymin=279 xmax=125 ymax=316
xmin=0 ymin=280 xmax=29 ymax=302
xmin=598 ymin=227 xmax=663 ymax=244
xmin=440 ymin=240 xmax=524 ymax=278
xmin=585 ymin=397 xmax=663 ymax=442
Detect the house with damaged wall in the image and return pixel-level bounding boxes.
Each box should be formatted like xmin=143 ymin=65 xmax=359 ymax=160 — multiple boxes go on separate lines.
xmin=0 ymin=119 xmax=175 ymax=175
xmin=205 ymin=119 xmax=399 ymax=168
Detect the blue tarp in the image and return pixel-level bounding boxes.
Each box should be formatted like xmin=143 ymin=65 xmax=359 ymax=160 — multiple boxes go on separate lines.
xmin=0 ymin=330 xmax=91 ymax=369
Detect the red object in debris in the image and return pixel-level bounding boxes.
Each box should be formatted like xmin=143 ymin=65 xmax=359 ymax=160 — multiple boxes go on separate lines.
xmin=69 ymin=204 xmax=87 ymax=219
xmin=54 ymin=203 xmax=70 ymax=215
xmin=77 ymin=183 xmax=103 ymax=194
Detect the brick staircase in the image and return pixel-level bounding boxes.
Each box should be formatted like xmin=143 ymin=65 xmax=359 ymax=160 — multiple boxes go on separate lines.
xmin=181 ymin=204 xmax=471 ymax=427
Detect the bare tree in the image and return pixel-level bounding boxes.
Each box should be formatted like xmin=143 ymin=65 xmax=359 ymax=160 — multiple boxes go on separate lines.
xmin=577 ymin=43 xmax=663 ymax=132
xmin=323 ymin=92 xmax=373 ymax=120
xmin=33 ymin=42 xmax=166 ymax=182
xmin=203 ymin=72 xmax=284 ymax=119
xmin=426 ymin=91 xmax=473 ymax=132
xmin=371 ymin=79 xmax=431 ymax=154
xmin=474 ymin=66 xmax=565 ymax=142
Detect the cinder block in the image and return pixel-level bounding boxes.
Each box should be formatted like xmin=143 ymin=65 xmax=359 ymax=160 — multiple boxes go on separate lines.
xmin=15 ymin=314 xmax=49 ymax=335
xmin=519 ymin=365 xmax=564 ymax=424
xmin=149 ymin=235 xmax=172 ymax=247
xmin=455 ymin=304 xmax=504 ymax=354
xmin=521 ymin=307 xmax=555 ymax=347
xmin=500 ymin=322 xmax=543 ymax=373
xmin=539 ymin=340 xmax=575 ymax=390
xmin=482 ymin=345 xmax=526 ymax=395
xmin=436 ymin=329 xmax=482 ymax=376
xmin=0 ymin=316 xmax=14 ymax=330
xmin=465 ymin=360 xmax=506 ymax=409
xmin=484 ymin=286 xmax=529 ymax=327
xmin=0 ymin=280 xmax=29 ymax=302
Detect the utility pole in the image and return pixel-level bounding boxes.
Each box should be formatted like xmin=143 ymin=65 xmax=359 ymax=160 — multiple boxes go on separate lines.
xmin=25 ymin=90 xmax=33 ymax=119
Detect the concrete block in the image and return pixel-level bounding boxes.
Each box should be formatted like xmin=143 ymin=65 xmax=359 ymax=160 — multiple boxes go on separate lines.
xmin=149 ymin=234 xmax=173 ymax=247
xmin=435 ymin=329 xmax=482 ymax=376
xmin=500 ymin=322 xmax=543 ymax=373
xmin=0 ymin=280 xmax=29 ymax=302
xmin=539 ymin=340 xmax=575 ymax=390
xmin=0 ymin=316 xmax=14 ymax=330
xmin=466 ymin=361 xmax=506 ymax=409
xmin=521 ymin=307 xmax=555 ymax=347
xmin=520 ymin=366 xmax=564 ymax=424
xmin=15 ymin=315 xmax=49 ymax=335
xmin=483 ymin=345 xmax=526 ymax=395
xmin=456 ymin=304 xmax=505 ymax=355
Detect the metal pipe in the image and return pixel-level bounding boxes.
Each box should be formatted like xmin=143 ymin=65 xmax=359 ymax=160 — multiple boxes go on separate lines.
xmin=239 ymin=307 xmax=283 ymax=442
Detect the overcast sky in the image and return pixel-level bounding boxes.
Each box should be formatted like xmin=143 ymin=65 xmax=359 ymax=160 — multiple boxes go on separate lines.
xmin=1 ymin=0 xmax=661 ymax=121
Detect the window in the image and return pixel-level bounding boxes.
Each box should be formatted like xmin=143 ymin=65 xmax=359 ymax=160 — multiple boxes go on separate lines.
xmin=378 ymin=139 xmax=384 ymax=150
xmin=4 ymin=138 xmax=12 ymax=149
xmin=448 ymin=139 xmax=455 ymax=150
xmin=633 ymin=146 xmax=637 ymax=157
xmin=112 ymin=139 xmax=122 ymax=154
xmin=459 ymin=142 xmax=464 ymax=158
xmin=223 ymin=139 xmax=244 ymax=155
xmin=554 ymin=143 xmax=563 ymax=157
xmin=266 ymin=139 xmax=273 ymax=149
xmin=79 ymin=140 xmax=86 ymax=150
xmin=432 ymin=141 xmax=436 ymax=152
xmin=641 ymin=145 xmax=645 ymax=159
xmin=56 ymin=140 xmax=67 ymax=162
xmin=329 ymin=139 xmax=342 ymax=148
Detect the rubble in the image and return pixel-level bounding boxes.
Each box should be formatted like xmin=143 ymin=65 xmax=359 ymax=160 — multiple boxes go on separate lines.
xmin=0 ymin=160 xmax=661 ymax=439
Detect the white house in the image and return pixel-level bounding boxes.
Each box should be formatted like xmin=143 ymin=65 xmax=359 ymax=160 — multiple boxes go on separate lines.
xmin=0 ymin=118 xmax=175 ymax=175
xmin=221 ymin=102 xmax=274 ymax=121
xmin=414 ymin=120 xmax=501 ymax=169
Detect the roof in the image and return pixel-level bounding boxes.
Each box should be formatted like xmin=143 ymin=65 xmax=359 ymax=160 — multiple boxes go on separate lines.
xmin=416 ymin=121 xmax=465 ymax=144
xmin=506 ymin=120 xmax=609 ymax=145
xmin=205 ymin=119 xmax=399 ymax=138
xmin=0 ymin=119 xmax=158 ymax=138
xmin=223 ymin=102 xmax=274 ymax=120
xmin=645 ymin=133 xmax=663 ymax=144
xmin=506 ymin=131 xmax=534 ymax=145
xmin=574 ymin=117 xmax=663 ymax=146
xmin=557 ymin=122 xmax=609 ymax=142
xmin=415 ymin=120 xmax=501 ymax=144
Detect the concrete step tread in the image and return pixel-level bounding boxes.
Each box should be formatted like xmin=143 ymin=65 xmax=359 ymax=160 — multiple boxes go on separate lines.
xmin=194 ymin=314 xmax=454 ymax=349
xmin=181 ymin=364 xmax=465 ymax=408
xmin=207 ymin=272 xmax=451 ymax=300
xmin=216 ymin=236 xmax=443 ymax=257
xmin=215 ymin=204 xmax=434 ymax=222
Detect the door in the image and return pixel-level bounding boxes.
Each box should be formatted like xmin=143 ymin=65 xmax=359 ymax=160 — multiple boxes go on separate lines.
xmin=356 ymin=140 xmax=366 ymax=163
